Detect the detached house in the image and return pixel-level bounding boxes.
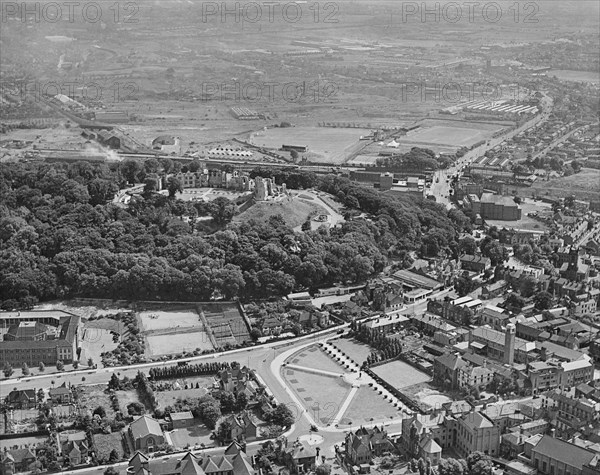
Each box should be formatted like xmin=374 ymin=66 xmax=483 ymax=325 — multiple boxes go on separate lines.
xmin=58 ymin=430 xmax=89 ymax=466
xmin=217 ymin=364 xmax=253 ymax=392
xmin=49 ymin=382 xmax=72 ymax=405
xmin=5 ymin=389 xmax=36 ymax=409
xmin=0 ymin=448 xmax=37 ymax=475
xmin=220 ymin=412 xmax=258 ymax=443
xmin=280 ymin=439 xmax=317 ymax=474
xmin=345 ymin=427 xmax=395 ymax=465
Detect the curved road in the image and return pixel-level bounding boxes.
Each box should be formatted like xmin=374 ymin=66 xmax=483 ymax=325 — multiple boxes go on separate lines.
xmin=6 ymin=326 xmax=405 ymax=474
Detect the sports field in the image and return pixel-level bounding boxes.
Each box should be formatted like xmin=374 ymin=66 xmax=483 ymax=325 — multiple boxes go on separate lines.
xmin=139 ymin=309 xmax=201 ymax=332
xmin=371 ymin=360 xmax=431 ymax=389
xmin=250 ymin=126 xmax=370 ymax=164
xmin=146 ymin=331 xmax=214 ymax=356
xmin=199 ymin=302 xmax=250 ymax=344
xmin=399 ymin=125 xmax=490 ymax=147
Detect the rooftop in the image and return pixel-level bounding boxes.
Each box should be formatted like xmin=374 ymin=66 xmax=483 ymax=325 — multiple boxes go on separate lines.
xmin=481 ymin=192 xmax=519 ymax=207
xmin=391 ymin=269 xmax=442 ymax=290
xmin=532 ymin=435 xmax=595 ymax=470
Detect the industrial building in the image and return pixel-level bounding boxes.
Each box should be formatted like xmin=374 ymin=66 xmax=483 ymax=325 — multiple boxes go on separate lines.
xmin=479 ymin=193 xmax=522 ymax=221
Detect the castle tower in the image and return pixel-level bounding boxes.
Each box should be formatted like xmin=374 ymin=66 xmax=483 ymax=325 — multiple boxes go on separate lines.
xmin=504 ymin=323 xmax=516 ymax=366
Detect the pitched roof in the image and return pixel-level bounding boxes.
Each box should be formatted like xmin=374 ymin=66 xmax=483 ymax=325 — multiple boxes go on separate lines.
xmin=286 ymin=440 xmax=317 ymax=460
xmin=420 ymin=437 xmax=442 ymax=454
xmin=224 ymin=441 xmax=244 ymax=456
xmin=231 ymin=453 xmax=255 ymax=475
xmin=436 ymin=353 xmax=468 ymax=371
xmin=170 ymin=411 xmax=193 ymax=421
xmin=532 ymin=435 xmax=595 ymax=470
xmin=130 ymin=415 xmax=163 ymax=439
xmin=461 ymin=411 xmax=494 ymax=430
xmin=6 ymin=389 xmax=36 ymax=403
xmin=179 ymin=453 xmax=205 ymax=475
xmin=4 ymin=448 xmax=36 ymax=463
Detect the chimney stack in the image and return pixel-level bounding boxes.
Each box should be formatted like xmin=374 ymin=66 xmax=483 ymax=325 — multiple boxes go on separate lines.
xmin=504 ymin=323 xmax=516 ymax=366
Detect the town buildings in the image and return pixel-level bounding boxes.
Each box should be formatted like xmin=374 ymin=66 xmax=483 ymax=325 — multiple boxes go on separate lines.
xmin=401 ymin=409 xmax=502 ymax=460
xmin=460 ymin=254 xmax=492 ymax=273
xmin=0 ymin=310 xmax=80 ymax=367
xmin=530 ymin=435 xmax=598 ymax=475
xmin=174 ymin=169 xmax=254 ymax=192
xmin=127 ymin=441 xmax=256 ymax=475
xmin=345 ymin=427 xmax=394 ymax=466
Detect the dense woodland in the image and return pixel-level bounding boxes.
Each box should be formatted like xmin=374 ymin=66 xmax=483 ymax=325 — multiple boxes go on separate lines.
xmin=0 ymin=160 xmax=470 ymax=309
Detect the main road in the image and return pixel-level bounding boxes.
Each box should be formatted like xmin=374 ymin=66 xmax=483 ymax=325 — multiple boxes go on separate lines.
xmin=6 ymin=325 xmax=406 ymax=474
xmin=429 ymin=95 xmax=553 ymax=208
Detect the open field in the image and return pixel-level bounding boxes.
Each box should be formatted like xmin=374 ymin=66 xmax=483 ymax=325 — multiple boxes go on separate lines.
xmin=249 ymin=126 xmax=370 ymax=164
xmin=283 ymin=369 xmax=351 ymax=425
xmin=330 ymin=339 xmax=372 ymax=366
xmin=399 ymin=125 xmax=491 ymax=147
xmin=116 ymin=390 xmax=146 ymax=413
xmin=139 ymin=309 xmax=202 ymax=332
xmin=168 ymin=425 xmax=213 ymax=450
xmin=80 ymin=326 xmax=118 ymax=369
xmin=371 ymin=361 xmax=431 ymax=389
xmin=146 ymin=331 xmax=214 ymax=356
xmin=339 ymin=386 xmax=399 ymax=426
xmin=0 ymin=434 xmax=47 ymax=449
xmin=549 ymin=70 xmax=600 ymax=84
xmin=84 ymin=318 xmax=125 ymax=332
xmin=78 ymin=385 xmax=114 ymax=419
xmin=524 ymin=168 xmax=600 ymax=201
xmin=93 ymin=432 xmax=125 ymax=463
xmin=234 ymin=196 xmax=321 ymax=229
xmin=288 ymin=345 xmax=346 ymax=374
xmin=156 ymin=383 xmax=213 ymax=409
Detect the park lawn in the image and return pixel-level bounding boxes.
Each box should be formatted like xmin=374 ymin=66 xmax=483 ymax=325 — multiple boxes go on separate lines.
xmin=340 ymin=386 xmax=399 ymax=426
xmin=330 ymin=338 xmax=372 ymax=366
xmin=284 ymin=369 xmax=352 ymax=425
xmin=288 ymin=345 xmax=346 ymax=374
xmin=371 ymin=360 xmax=431 ymax=390
xmin=93 ymin=432 xmax=125 ymax=463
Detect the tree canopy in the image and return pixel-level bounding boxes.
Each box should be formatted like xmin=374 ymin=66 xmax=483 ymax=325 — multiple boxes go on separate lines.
xmin=0 ymin=162 xmax=465 ymax=308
